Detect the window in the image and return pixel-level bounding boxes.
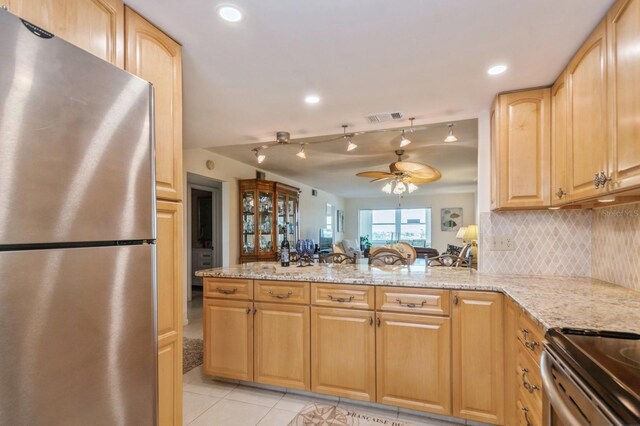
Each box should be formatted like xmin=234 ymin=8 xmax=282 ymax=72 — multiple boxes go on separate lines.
xmin=359 ymin=208 xmax=431 ymax=247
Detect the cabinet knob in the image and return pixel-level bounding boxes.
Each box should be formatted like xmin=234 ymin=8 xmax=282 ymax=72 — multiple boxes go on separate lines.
xmin=594 ymin=173 xmax=601 ymax=189
xmin=376 ymin=317 xmax=381 ymax=327
xmin=369 ymin=316 xmax=373 ymax=326
xmin=555 ymin=187 xmax=566 ymax=199
xmin=453 ymin=295 xmax=459 ymax=305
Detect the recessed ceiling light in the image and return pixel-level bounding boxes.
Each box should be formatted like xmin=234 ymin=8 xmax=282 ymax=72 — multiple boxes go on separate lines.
xmin=218 ymin=6 xmax=242 ymax=22
xmin=305 ymin=95 xmax=320 ymax=104
xmin=487 ymin=64 xmax=507 ymax=75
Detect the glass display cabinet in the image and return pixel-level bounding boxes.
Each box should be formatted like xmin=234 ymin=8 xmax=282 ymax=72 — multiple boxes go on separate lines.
xmin=239 ymin=179 xmax=299 ymax=263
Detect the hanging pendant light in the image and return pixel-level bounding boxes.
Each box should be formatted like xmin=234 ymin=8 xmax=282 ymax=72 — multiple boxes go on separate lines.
xmin=342 ymin=124 xmax=358 ymax=152
xmin=254 ymin=148 xmax=266 ymax=164
xmin=296 ymin=144 xmax=306 ymax=159
xmin=444 ymin=123 xmax=457 ymax=142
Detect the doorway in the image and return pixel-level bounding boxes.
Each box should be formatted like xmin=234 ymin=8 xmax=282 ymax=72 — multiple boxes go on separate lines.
xmin=184 ymin=173 xmax=222 ymax=339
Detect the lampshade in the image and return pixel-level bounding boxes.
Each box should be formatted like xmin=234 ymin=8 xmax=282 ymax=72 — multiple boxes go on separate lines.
xmin=455 ymin=227 xmax=467 ymax=239
xmin=464 ymin=224 xmax=478 ymax=241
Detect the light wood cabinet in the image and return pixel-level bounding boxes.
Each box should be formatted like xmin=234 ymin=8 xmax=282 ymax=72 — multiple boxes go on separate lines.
xmin=156 ymin=201 xmax=183 ymax=426
xmin=3 ymin=0 xmax=124 ymax=67
xmin=376 ymin=312 xmax=451 ymax=415
xmin=504 ymin=297 xmax=519 ymax=426
xmin=551 ymin=72 xmax=569 ymax=205
xmin=254 ymin=303 xmax=310 ymax=390
xmin=608 ymin=0 xmax=640 ymax=192
xmin=203 ymin=298 xmax=254 ymax=381
xmin=491 ymin=88 xmax=551 ymax=210
xmin=311 ymin=307 xmax=376 ymax=402
xmin=125 ymin=7 xmax=183 ymax=202
xmin=566 ymin=19 xmax=609 ymax=201
xmin=452 ymin=291 xmax=504 ymax=424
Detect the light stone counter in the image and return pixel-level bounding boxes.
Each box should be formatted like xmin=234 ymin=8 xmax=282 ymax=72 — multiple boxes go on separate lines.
xmin=196 ymin=262 xmax=640 ymax=334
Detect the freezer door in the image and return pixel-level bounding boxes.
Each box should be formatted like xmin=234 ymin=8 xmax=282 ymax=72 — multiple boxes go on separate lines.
xmin=0 ymin=9 xmax=155 ymax=245
xmin=0 ymin=244 xmax=157 ymax=425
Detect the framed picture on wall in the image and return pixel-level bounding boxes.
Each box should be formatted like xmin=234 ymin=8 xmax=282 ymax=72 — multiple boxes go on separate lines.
xmin=441 ymin=208 xmax=462 ymax=231
xmin=336 ymin=209 xmax=344 ymax=232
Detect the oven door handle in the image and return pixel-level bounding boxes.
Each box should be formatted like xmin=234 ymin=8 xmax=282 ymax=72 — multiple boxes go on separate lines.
xmin=540 ymin=351 xmax=583 ymax=426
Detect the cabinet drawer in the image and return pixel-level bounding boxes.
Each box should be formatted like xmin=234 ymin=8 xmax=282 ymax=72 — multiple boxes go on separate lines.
xmin=517 ymin=312 xmax=545 ymax=365
xmin=376 ymin=287 xmax=450 ymax=316
xmin=254 ymin=280 xmax=310 ymax=304
xmin=517 ymin=398 xmax=541 ymax=426
xmin=516 ymin=346 xmax=543 ymax=413
xmin=311 ymin=283 xmax=374 ymax=310
xmin=204 ymin=278 xmax=253 ymax=300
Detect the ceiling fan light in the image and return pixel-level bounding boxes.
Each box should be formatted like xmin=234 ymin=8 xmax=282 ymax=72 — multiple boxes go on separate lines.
xmin=296 ymin=145 xmax=306 ymax=159
xmin=444 ymin=124 xmax=457 ymax=143
xmin=393 ymin=181 xmax=406 ymax=195
xmin=346 ymin=138 xmax=358 ymax=151
xmin=407 ymin=182 xmax=418 ymax=193
xmin=381 ymin=182 xmax=392 ymax=194
xmin=256 ymin=153 xmax=265 ymax=164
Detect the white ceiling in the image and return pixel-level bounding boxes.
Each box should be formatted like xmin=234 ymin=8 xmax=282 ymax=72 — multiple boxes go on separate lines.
xmin=125 ymin=0 xmax=614 ymax=150
xmin=209 ymin=119 xmax=478 ymax=197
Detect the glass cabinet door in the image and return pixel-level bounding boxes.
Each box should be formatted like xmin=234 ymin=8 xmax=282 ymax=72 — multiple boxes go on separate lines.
xmin=258 ymin=191 xmax=274 ymax=253
xmin=277 ymin=195 xmax=286 ymax=250
xmin=287 ymin=198 xmax=298 ymax=244
xmin=241 ymin=191 xmax=255 ymax=254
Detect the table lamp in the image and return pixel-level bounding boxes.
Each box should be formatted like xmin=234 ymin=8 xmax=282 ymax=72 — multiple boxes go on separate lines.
xmin=456 ymin=226 xmax=468 ymax=243
xmin=464 ymin=225 xmax=478 ymax=263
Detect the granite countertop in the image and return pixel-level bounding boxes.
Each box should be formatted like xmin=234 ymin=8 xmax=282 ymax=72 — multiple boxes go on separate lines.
xmin=196 ymin=262 xmax=640 ymax=334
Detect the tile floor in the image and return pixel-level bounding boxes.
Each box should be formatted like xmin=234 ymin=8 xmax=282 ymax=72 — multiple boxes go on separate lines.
xmin=183 ymin=289 xmax=203 ymax=340
xmin=183 ymin=366 xmax=468 ymax=425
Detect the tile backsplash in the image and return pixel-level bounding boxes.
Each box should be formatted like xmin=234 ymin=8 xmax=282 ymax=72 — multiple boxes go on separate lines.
xmin=592 ymin=203 xmax=640 ymax=291
xmin=479 ymin=210 xmax=592 ymax=277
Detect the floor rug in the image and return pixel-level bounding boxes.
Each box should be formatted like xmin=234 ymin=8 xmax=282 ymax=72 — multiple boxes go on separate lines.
xmin=183 ymin=337 xmax=203 ymax=374
xmin=289 ymin=403 xmax=411 ymax=426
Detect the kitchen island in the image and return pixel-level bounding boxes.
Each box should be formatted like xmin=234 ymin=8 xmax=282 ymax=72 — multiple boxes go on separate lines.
xmin=195 ymin=262 xmax=640 ymax=425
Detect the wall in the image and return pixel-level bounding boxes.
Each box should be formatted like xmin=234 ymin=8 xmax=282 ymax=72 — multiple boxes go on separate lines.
xmin=344 ymin=192 xmax=476 ymax=252
xmin=183 ymin=148 xmax=344 ymax=266
xmin=592 ymin=203 xmax=640 ymax=291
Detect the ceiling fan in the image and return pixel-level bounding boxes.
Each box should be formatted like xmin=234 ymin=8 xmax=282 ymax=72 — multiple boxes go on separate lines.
xmin=356 ymin=150 xmax=441 ymax=194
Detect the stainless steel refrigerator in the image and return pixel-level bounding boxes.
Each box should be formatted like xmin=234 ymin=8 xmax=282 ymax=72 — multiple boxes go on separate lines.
xmin=0 ymin=9 xmax=157 ymax=425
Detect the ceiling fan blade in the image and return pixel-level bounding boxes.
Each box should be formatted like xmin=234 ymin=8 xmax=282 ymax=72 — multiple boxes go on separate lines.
xmin=370 ymin=177 xmax=392 ymax=183
xmin=356 ymin=171 xmax=395 ymax=179
xmin=406 ymin=170 xmax=442 ymax=184
xmin=391 ymin=161 xmax=431 ymax=173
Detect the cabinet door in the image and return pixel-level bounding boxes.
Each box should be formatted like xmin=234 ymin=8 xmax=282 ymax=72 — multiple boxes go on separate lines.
xmin=311 ymin=307 xmax=376 ymax=401
xmin=125 ymin=7 xmax=183 ymax=202
xmin=157 ymin=201 xmax=183 ymax=426
xmin=551 ymin=72 xmax=569 ymax=205
xmin=608 ymin=0 xmax=640 ymax=191
xmin=5 ymin=0 xmax=124 ymax=67
xmin=503 ymin=297 xmax=520 ymax=426
xmin=452 ymin=291 xmax=504 ymax=424
xmin=490 ymin=99 xmax=499 ymax=210
xmin=203 ymin=299 xmax=253 ymax=381
xmin=254 ymin=303 xmax=310 ymax=390
xmin=567 ymin=20 xmax=608 ymax=201
xmin=376 ymin=312 xmax=451 ymax=415
xmin=496 ymin=89 xmax=551 ymax=209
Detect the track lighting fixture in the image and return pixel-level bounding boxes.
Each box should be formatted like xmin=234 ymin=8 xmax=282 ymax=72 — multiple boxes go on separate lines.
xmin=253 ymin=148 xmax=265 ymax=164
xmin=296 ymin=144 xmax=307 ymax=159
xmin=342 ymin=125 xmax=358 ymax=152
xmin=399 ymin=117 xmax=415 ymax=147
xmin=444 ymin=123 xmax=457 ymax=143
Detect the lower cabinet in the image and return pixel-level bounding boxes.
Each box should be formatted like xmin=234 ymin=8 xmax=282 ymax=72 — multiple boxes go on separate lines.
xmin=203 ymin=298 xmax=254 ymax=381
xmin=311 ymin=307 xmax=376 ymax=401
xmin=452 ymin=291 xmax=504 ymax=424
xmin=376 ymin=312 xmax=451 ymax=415
xmin=254 ymin=302 xmax=310 ymax=390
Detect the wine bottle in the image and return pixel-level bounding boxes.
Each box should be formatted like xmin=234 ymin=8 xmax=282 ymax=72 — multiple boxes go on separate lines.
xmin=281 ymin=238 xmax=290 ymax=267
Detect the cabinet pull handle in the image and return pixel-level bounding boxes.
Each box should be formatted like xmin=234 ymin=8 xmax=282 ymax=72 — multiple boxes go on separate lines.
xmin=598 ymin=171 xmax=612 ymax=187
xmin=376 ymin=317 xmax=381 ymax=327
xmin=521 ymin=407 xmax=532 ymax=426
xmin=268 ymin=290 xmax=293 ymax=299
xmin=521 ymin=367 xmax=540 ymax=393
xmin=594 ymin=173 xmax=602 ymax=189
xmin=246 ymin=307 xmax=251 ymax=314
xmin=328 ymin=295 xmax=354 ymax=303
xmin=369 ymin=316 xmax=373 ymax=326
xmin=395 ymin=298 xmax=427 ymax=308
xmin=555 ymin=187 xmax=566 ymax=199
xmin=253 ymin=307 xmax=257 ymax=315
xmin=522 ymin=328 xmax=540 ymax=351
xmin=453 ymin=295 xmax=459 ymax=305
xmin=217 ymin=287 xmax=238 ymax=295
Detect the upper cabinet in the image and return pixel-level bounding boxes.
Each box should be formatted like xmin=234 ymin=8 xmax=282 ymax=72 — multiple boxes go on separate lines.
xmin=125 ymin=7 xmax=183 ymax=202
xmin=3 ymin=0 xmax=124 ymax=67
xmin=608 ymin=0 xmax=640 ymax=191
xmin=566 ymin=20 xmax=609 ymax=202
xmin=490 ymin=88 xmax=551 ymax=210
xmin=551 ymin=72 xmax=569 ymax=205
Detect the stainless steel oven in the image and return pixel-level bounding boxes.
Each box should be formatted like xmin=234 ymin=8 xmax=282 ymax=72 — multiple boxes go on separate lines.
xmin=541 ymin=328 xmax=640 ymax=426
